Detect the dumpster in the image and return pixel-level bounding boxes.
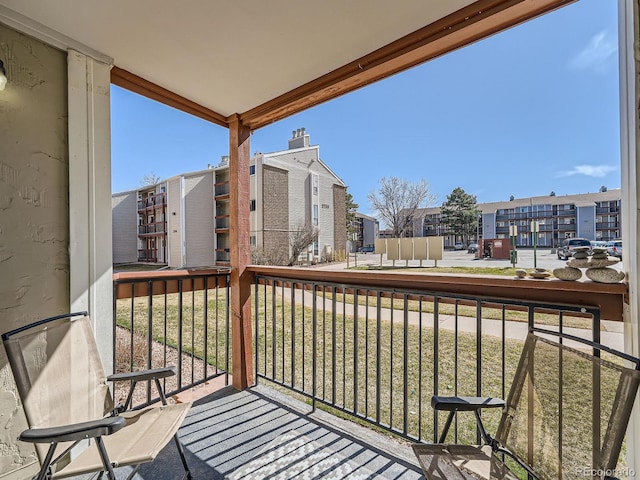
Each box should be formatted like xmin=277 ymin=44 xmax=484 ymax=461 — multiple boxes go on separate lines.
xmin=481 ymin=239 xmax=511 ymax=260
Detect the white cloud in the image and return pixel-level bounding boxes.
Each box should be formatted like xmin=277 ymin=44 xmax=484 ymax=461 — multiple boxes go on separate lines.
xmin=557 ymin=164 xmax=617 ymax=178
xmin=570 ymin=31 xmax=617 ymax=72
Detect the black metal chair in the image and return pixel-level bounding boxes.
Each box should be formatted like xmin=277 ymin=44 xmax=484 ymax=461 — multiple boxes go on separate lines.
xmin=413 ymin=328 xmax=640 ymax=480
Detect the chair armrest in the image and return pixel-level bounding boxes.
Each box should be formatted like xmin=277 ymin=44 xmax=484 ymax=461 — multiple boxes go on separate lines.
xmin=107 ymin=366 xmax=176 ymax=383
xmin=431 ymin=396 xmax=505 ymax=412
xmin=19 ymin=416 xmax=126 ymax=443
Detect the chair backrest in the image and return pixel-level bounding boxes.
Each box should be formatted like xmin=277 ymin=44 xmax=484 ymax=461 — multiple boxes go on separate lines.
xmin=3 ymin=313 xmax=114 ymax=435
xmin=496 ymin=329 xmax=640 ymax=480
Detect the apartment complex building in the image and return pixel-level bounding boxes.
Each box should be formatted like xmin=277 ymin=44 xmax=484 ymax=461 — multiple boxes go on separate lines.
xmin=351 ymin=212 xmax=379 ymax=251
xmin=411 ymin=188 xmax=621 ymax=248
xmin=112 ymin=129 xmax=347 ymax=267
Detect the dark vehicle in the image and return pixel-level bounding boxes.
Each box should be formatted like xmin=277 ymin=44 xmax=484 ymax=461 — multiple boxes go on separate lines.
xmin=467 ymin=243 xmax=479 ymax=253
xmin=557 ymin=238 xmax=591 ymax=260
xmin=359 ymin=245 xmax=375 ymax=253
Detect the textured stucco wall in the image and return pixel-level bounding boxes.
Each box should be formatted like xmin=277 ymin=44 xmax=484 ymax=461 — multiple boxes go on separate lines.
xmin=0 ymin=24 xmax=69 ymax=478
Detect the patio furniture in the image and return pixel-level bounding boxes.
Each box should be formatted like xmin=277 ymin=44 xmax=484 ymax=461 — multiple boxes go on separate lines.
xmin=412 ymin=327 xmax=640 ymax=480
xmin=2 ymin=312 xmax=192 ymax=480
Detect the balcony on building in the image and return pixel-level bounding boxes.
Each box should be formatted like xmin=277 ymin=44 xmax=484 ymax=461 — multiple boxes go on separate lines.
xmin=137 ymin=191 xmax=166 ymax=211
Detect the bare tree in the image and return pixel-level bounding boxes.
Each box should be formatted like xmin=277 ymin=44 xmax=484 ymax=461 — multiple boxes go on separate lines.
xmin=139 ymin=172 xmax=162 ymax=186
xmin=368 ymin=176 xmax=436 ymax=237
xmin=288 ymin=222 xmax=319 ymax=266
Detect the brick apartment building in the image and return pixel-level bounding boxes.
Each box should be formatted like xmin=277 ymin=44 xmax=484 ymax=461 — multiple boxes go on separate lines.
xmin=112 ymin=128 xmax=347 ymax=267
xmin=411 ymin=188 xmax=621 ymax=248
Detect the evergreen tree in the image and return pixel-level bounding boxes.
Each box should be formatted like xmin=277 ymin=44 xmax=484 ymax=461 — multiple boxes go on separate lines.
xmin=440 ymin=187 xmax=480 ymax=244
xmin=345 ymin=190 xmax=359 ymax=236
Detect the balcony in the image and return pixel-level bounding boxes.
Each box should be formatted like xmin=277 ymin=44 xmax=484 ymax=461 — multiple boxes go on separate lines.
xmin=215 ymin=215 xmax=230 ymax=230
xmin=215 ymin=182 xmax=230 ymax=199
xmin=597 ymin=221 xmax=620 ymax=230
xmin=112 ymin=267 xmax=628 ymax=478
xmin=137 ymin=192 xmax=166 ymax=211
xmin=138 ymin=221 xmax=167 ymax=235
xmin=137 ymin=248 xmax=158 ymax=262
xmin=556 ymin=209 xmax=576 ymax=217
xmin=215 ymin=248 xmax=231 ymax=263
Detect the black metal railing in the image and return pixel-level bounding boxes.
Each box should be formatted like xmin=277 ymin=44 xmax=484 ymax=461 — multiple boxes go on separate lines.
xmin=138 ymin=221 xmax=166 ymax=235
xmin=113 ymin=271 xmax=231 ymax=407
xmin=137 ymin=192 xmax=166 ymax=211
xmin=215 ymin=183 xmax=230 ymax=197
xmin=253 ymin=275 xmax=602 ymax=445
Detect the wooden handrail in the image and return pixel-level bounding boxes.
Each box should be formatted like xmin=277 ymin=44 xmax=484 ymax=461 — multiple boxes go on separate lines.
xmin=246 ymin=266 xmax=627 ymax=321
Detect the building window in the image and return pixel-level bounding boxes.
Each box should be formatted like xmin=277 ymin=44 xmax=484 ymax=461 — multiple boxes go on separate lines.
xmin=250 ymin=235 xmax=256 ymax=246
xmin=313 ymin=204 xmax=319 ymax=225
xmin=250 ymin=199 xmax=256 ymax=211
xmin=312 ymin=174 xmax=319 ymax=195
xmin=250 ymin=165 xmax=256 ymax=175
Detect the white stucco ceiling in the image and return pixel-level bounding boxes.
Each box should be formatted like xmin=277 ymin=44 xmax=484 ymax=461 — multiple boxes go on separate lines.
xmin=0 ymin=0 xmax=476 ymax=118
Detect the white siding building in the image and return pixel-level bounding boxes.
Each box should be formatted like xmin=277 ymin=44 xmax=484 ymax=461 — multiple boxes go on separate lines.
xmin=112 ymin=129 xmax=347 ymax=267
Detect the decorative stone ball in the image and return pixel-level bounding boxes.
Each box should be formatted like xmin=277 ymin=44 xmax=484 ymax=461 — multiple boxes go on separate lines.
xmin=567 ymin=257 xmax=619 ymax=268
xmin=591 ymin=247 xmax=608 ymax=254
xmin=573 ymin=246 xmax=590 ymax=253
xmin=572 ymin=252 xmax=589 ymax=259
xmin=553 ymin=267 xmax=582 ymax=281
xmin=585 ymin=268 xmax=626 ymax=284
xmin=528 ymin=270 xmax=551 ymax=279
xmin=515 ymin=269 xmax=527 ymax=278
xmin=590 ymin=253 xmax=608 ymax=260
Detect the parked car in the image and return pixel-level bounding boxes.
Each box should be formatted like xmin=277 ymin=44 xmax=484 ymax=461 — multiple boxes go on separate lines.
xmin=607 ymin=240 xmax=622 ymax=258
xmin=557 ymin=238 xmax=591 ymax=260
xmin=467 ymin=243 xmax=479 ymax=253
xmin=358 ymin=245 xmax=375 ymax=253
xmin=454 ymin=243 xmax=465 ymax=251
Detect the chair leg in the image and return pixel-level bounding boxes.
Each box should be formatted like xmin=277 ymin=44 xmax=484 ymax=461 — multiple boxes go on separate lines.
xmin=473 ymin=410 xmax=492 ymax=445
xmin=438 ymin=411 xmax=456 ymax=443
xmin=124 ymin=464 xmax=141 ymax=480
xmin=35 ymin=443 xmax=57 ymax=480
xmin=174 ymin=434 xmax=192 ymax=479
xmin=95 ymin=437 xmax=117 ymax=480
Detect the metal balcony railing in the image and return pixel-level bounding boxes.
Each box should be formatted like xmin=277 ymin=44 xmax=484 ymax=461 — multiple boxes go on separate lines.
xmin=215 ymin=248 xmax=231 ymax=262
xmin=252 ymin=273 xmax=611 ymax=446
xmin=215 ymin=182 xmax=230 ymax=197
xmin=137 ymin=192 xmax=166 ymax=211
xmin=138 ymin=221 xmax=166 ymax=235
xmin=113 ymin=270 xmax=231 ymax=407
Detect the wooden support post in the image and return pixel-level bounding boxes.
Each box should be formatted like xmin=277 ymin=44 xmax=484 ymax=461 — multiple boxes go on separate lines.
xmin=229 ymin=114 xmax=253 ymax=389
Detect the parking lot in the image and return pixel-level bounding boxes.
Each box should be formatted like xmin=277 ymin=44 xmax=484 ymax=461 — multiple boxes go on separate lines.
xmin=330 ymin=247 xmax=624 ymax=272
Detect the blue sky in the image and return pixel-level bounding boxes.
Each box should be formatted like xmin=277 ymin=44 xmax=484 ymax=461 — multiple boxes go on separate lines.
xmin=111 ymin=0 xmax=620 ymax=216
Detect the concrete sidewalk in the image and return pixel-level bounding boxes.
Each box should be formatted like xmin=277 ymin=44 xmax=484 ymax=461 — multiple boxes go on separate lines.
xmin=274 ymin=286 xmax=624 ymax=351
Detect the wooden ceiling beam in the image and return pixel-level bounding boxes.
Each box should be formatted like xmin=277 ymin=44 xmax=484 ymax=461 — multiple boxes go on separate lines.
xmin=240 ymin=0 xmax=575 ymax=130
xmin=111 ymin=67 xmax=229 ymax=128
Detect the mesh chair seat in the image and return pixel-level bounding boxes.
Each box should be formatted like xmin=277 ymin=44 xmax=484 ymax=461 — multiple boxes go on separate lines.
xmin=52 ymin=403 xmax=190 ymax=478
xmin=412 ymin=445 xmax=520 ymax=480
